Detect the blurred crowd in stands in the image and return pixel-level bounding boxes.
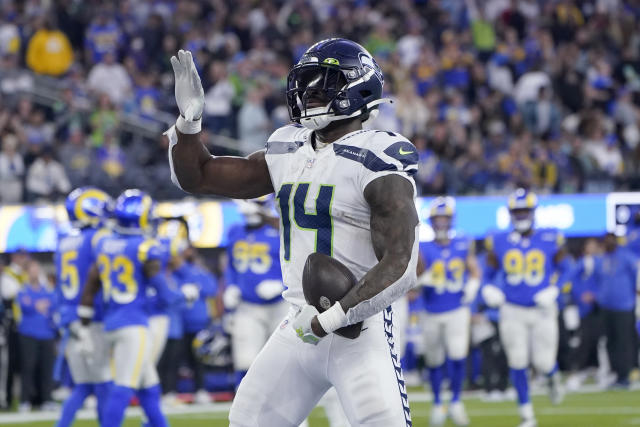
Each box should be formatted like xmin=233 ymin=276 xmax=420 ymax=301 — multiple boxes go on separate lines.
xmin=0 ymin=0 xmax=640 ymax=201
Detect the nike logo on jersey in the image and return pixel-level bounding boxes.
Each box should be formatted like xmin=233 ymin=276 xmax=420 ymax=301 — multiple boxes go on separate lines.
xmin=398 ymin=148 xmax=414 ymax=155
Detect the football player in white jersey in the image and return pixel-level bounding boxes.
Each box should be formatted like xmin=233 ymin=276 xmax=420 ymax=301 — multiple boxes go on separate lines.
xmin=166 ymin=38 xmax=419 ymax=426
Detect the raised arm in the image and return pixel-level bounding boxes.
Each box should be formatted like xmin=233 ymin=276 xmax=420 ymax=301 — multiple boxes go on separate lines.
xmin=168 ymin=50 xmax=273 ymax=198
xmin=311 ymin=174 xmax=419 ymax=336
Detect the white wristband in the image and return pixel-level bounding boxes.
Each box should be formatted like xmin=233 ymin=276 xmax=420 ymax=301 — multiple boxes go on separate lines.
xmin=176 ymin=115 xmax=202 ymax=134
xmin=77 ymin=305 xmax=94 ymax=320
xmin=317 ymin=302 xmax=348 ymax=334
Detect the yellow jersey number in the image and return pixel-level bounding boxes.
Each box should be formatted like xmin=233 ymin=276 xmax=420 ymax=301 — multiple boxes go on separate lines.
xmin=97 ymin=254 xmax=138 ymax=304
xmin=428 ymin=257 xmax=466 ymax=294
xmin=60 ymin=250 xmax=80 ymax=299
xmin=232 ymin=241 xmax=272 ymax=275
xmin=503 ymin=248 xmax=546 ymax=286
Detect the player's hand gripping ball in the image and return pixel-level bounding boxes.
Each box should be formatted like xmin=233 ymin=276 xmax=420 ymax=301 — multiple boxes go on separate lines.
xmin=302 ymin=252 xmax=363 ymax=340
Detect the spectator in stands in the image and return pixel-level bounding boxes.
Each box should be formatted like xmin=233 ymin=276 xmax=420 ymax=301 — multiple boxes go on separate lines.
xmin=25 ymin=146 xmax=71 ymax=202
xmin=593 ymin=233 xmax=639 ymax=388
xmin=0 ymin=53 xmax=33 ymax=103
xmin=15 ymin=260 xmax=57 ymax=412
xmin=89 ymin=94 xmax=119 ymax=147
xmin=87 ymin=51 xmax=131 ymax=106
xmin=0 ymin=134 xmax=24 ymax=203
xmin=84 ymin=10 xmax=123 ymax=64
xmin=25 ymin=17 xmax=73 ymax=77
xmin=203 ymin=61 xmax=235 ymax=137
xmin=58 ymin=123 xmax=91 ymax=188
xmin=237 ymin=86 xmax=270 ymax=155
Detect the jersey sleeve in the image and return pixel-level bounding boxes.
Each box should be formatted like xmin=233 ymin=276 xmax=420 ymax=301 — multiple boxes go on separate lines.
xmin=355 ymin=131 xmax=418 ymax=194
xmin=264 ymin=124 xmax=309 ymax=191
xmin=89 ymin=228 xmax=111 ymax=263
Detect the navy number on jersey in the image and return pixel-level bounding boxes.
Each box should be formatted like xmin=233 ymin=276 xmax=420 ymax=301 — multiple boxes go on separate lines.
xmin=277 ymin=183 xmax=335 ymax=260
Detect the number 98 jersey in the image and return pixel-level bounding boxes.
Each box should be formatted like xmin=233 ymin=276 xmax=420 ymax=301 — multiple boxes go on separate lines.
xmin=485 ymin=229 xmax=564 ymax=307
xmin=94 ymin=233 xmax=165 ymax=331
xmin=419 ymin=236 xmax=473 ymax=313
xmin=265 ymin=124 xmax=418 ymax=307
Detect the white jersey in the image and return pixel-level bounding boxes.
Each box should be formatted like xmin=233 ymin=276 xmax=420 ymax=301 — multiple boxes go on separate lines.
xmin=265 ymin=124 xmax=418 ymax=308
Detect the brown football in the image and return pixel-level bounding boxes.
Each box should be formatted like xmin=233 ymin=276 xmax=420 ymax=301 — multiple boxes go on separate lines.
xmin=302 ymin=252 xmax=363 ymax=339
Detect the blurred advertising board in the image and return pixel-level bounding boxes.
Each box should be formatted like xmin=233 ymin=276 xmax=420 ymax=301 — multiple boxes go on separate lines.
xmin=1 ymin=192 xmax=638 ymax=252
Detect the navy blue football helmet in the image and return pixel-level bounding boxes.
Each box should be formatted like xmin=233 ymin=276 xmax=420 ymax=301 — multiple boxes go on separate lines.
xmin=286 ymin=38 xmax=390 ymax=130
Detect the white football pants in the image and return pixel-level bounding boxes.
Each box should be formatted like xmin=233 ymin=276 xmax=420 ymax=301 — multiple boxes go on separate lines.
xmin=499 ymin=303 xmax=558 ymax=373
xmin=107 ymin=325 xmax=159 ymax=389
xmin=229 ymin=306 xmax=411 ymax=427
xmin=421 ymin=306 xmax=470 ymax=367
xmin=66 ymin=322 xmax=111 ymax=384
xmin=231 ymin=300 xmax=290 ymax=371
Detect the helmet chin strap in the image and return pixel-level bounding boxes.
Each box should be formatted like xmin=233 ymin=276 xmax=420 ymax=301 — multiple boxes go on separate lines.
xmin=300 ymin=98 xmax=393 ymax=130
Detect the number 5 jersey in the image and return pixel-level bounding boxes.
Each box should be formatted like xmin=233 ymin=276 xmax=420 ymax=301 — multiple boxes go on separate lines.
xmin=265 ymin=124 xmax=418 ymax=308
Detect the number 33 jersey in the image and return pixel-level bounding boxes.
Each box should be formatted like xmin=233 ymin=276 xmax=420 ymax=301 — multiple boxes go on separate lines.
xmin=265 ymin=124 xmax=418 ymax=308
xmin=485 ymin=229 xmax=565 ymax=307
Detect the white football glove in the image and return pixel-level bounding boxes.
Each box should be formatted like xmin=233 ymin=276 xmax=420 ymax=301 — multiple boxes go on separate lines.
xmin=292 ymin=305 xmax=322 ymax=345
xmin=181 ymin=283 xmax=200 ymax=304
xmin=462 ymin=277 xmax=481 ymax=304
xmin=255 ymin=280 xmax=284 ymax=301
xmin=70 ymin=322 xmax=93 ymax=357
xmin=533 ymin=286 xmax=559 ymax=308
xmin=481 ymin=284 xmax=505 ymax=308
xmin=223 ymin=285 xmax=242 ymax=310
xmin=170 ymin=50 xmax=204 ymax=132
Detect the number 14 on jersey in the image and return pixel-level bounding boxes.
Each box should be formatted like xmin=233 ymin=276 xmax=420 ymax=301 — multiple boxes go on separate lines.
xmin=276 ymin=183 xmax=335 ymax=261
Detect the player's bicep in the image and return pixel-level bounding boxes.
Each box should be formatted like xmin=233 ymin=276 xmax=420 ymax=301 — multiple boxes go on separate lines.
xmin=364 ymin=174 xmax=419 ymax=262
xmin=197 ymin=150 xmax=273 ymax=198
xmin=185 ymin=150 xmax=273 ymax=198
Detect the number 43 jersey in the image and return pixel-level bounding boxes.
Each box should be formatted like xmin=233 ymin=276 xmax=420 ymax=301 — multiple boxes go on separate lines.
xmin=485 ymin=229 xmax=564 ymax=307
xmin=419 ymin=236 xmax=474 ymax=313
xmin=265 ymin=124 xmax=418 ymax=308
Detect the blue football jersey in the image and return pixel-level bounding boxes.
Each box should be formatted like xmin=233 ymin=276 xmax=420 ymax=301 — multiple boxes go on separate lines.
xmin=419 ymin=236 xmax=474 ymax=313
xmin=625 ymin=229 xmax=640 ymax=259
xmin=486 ymin=228 xmax=564 ymax=307
xmin=55 ymin=227 xmax=111 ymax=327
xmin=225 ymin=224 xmax=283 ymax=304
xmin=96 ymin=233 xmax=180 ymax=331
xmin=144 ymin=237 xmax=173 ymax=317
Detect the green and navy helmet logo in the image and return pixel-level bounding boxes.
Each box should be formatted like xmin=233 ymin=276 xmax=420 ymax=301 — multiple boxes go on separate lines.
xmin=323 ymin=58 xmax=340 ymax=65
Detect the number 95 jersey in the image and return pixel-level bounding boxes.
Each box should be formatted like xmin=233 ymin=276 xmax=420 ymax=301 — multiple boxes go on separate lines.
xmin=265 ymin=124 xmax=418 ymax=307
xmin=485 ymin=229 xmax=564 ymax=307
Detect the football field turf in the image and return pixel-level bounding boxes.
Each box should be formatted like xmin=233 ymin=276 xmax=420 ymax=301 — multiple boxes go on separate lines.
xmin=1 ymin=388 xmax=639 ymax=427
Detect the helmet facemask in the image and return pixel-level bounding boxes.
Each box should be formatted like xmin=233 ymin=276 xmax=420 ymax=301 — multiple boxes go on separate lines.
xmin=510 ymin=208 xmax=535 ymax=234
xmin=287 ymin=64 xmax=350 ymax=130
xmin=430 ymin=215 xmax=452 ymax=241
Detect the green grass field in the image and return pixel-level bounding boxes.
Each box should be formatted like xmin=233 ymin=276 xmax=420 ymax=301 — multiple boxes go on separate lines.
xmin=1 ymin=389 xmax=639 ymax=426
